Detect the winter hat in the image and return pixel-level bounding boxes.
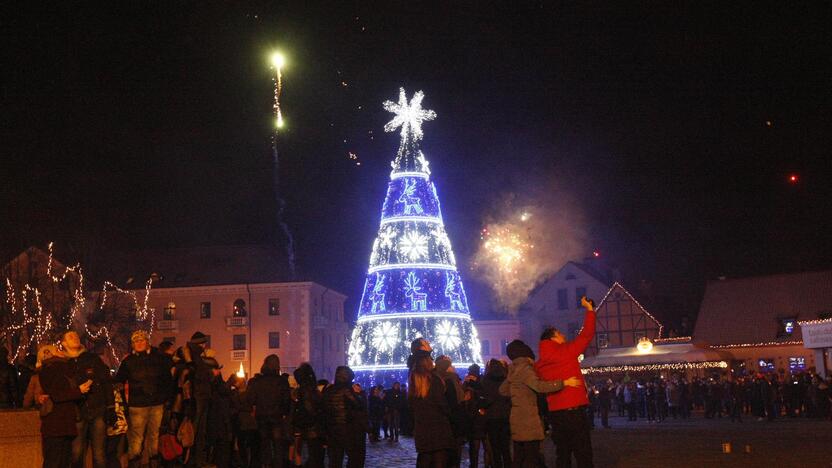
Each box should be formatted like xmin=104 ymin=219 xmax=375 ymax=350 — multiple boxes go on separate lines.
xmin=467 ymin=364 xmax=481 ymax=377
xmin=435 ymin=355 xmax=453 ymax=374
xmin=131 ymin=330 xmax=150 ymax=343
xmin=506 ymin=340 xmax=535 ymax=361
xmin=293 ymin=363 xmax=317 ymax=387
xmin=189 ymin=331 xmax=209 ymax=344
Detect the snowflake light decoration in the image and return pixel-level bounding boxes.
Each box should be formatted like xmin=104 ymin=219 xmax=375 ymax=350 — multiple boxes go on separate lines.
xmin=348 ymin=328 xmax=366 ymax=366
xmin=383 ymin=88 xmax=437 ymax=142
xmin=379 ymin=225 xmax=397 ymax=250
xmin=435 ymin=319 xmax=461 ymax=350
xmin=371 ymin=321 xmax=400 ymax=353
xmin=399 ymin=231 xmax=429 ymax=261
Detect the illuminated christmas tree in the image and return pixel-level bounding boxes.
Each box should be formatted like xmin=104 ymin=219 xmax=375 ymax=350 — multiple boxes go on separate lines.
xmin=349 ymin=88 xmax=483 ymax=386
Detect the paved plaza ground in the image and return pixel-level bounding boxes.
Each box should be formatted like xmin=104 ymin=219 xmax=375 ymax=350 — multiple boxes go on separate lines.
xmin=366 ymin=415 xmax=832 ymax=467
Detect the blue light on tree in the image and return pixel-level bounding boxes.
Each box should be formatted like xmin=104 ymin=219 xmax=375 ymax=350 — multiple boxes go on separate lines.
xmin=349 ymin=88 xmax=483 ymax=386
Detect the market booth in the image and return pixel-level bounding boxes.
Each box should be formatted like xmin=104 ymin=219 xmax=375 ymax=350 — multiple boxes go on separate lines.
xmin=580 ymin=337 xmax=731 ymax=379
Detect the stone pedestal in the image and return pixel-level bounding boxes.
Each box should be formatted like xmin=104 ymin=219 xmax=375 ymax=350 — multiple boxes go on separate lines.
xmin=0 ymin=410 xmax=42 ymax=468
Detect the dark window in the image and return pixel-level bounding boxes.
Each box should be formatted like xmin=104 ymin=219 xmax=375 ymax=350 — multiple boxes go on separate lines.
xmin=481 ymin=340 xmax=490 ymax=355
xmin=557 ymin=289 xmax=568 ymax=310
xmin=269 ymin=332 xmax=281 ymax=349
xmin=565 ymin=274 xmax=576 ymax=280
xmin=200 ymin=302 xmax=211 ymax=319
xmin=575 ymin=287 xmax=587 ymax=308
xmin=269 ymin=298 xmax=280 ymax=316
xmin=233 ymin=334 xmax=246 ymax=350
xmin=597 ymin=333 xmax=609 ymax=348
xmin=233 ymin=299 xmax=247 ymax=317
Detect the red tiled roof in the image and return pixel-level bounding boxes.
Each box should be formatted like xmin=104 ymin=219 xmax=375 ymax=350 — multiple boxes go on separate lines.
xmin=692 ymin=270 xmax=832 ymax=346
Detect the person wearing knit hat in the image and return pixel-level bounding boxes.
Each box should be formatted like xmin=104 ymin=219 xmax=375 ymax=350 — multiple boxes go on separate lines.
xmin=499 ymin=339 xmax=582 ymax=467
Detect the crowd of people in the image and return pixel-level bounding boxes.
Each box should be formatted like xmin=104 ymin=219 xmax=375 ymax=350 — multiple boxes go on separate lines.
xmin=585 ymin=371 xmax=832 ymax=427
xmin=4 ymin=293 xmax=827 ymax=468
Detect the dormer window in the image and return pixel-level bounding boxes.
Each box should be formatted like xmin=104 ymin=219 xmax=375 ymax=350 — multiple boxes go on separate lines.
xmin=778 ymin=317 xmax=797 ymax=337
xmin=566 ymin=274 xmax=576 ymax=280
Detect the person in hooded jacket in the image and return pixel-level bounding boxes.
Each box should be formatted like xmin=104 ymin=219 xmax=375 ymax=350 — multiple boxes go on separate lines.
xmin=481 ymin=359 xmax=511 ymax=468
xmin=322 ymin=366 xmax=367 ymax=468
xmin=408 ymin=344 xmax=455 ymax=468
xmin=62 ymin=330 xmax=115 ymax=468
xmin=292 ymin=363 xmax=324 ymax=468
xmin=247 ymin=354 xmax=291 ymax=468
xmin=499 ymin=340 xmax=581 ymax=468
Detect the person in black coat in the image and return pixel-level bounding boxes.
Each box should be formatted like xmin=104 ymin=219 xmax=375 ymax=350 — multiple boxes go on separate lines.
xmin=62 ymin=330 xmax=115 ymax=468
xmin=481 ymin=359 xmax=511 ymax=468
xmin=384 ymin=382 xmax=405 ymax=442
xmin=292 ymin=363 xmax=325 ymax=468
xmin=0 ymin=347 xmax=19 ymax=409
xmin=247 ymin=354 xmax=291 ymax=468
xmin=408 ymin=348 xmax=456 ymax=468
xmin=322 ymin=366 xmax=367 ymax=468
xmin=205 ymin=357 xmax=233 ymax=468
xmin=115 ymin=330 xmax=175 ymax=468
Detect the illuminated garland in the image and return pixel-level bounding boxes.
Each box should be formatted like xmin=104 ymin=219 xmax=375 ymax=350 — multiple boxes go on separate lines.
xmin=654 ymin=336 xmax=692 ymax=343
xmin=710 ymin=340 xmax=803 ymax=349
xmin=2 ymin=243 xmax=156 ymax=366
xmin=581 ymin=361 xmax=728 ymax=374
xmin=797 ymin=317 xmax=832 ymax=326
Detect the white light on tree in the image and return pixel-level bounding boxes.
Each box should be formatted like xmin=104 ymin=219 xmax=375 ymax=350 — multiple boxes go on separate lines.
xmin=399 ymin=231 xmax=429 ymax=261
xmin=435 ymin=319 xmax=462 ymax=350
xmin=371 ymin=321 xmax=400 ymax=353
xmin=383 ymin=88 xmax=436 ymax=142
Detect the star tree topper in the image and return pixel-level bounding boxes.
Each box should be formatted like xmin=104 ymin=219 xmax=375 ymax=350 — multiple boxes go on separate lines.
xmin=384 ymin=88 xmax=436 ymax=143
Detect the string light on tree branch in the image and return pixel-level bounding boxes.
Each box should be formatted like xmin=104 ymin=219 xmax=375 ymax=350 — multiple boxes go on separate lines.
xmin=581 ymin=361 xmax=729 ymax=374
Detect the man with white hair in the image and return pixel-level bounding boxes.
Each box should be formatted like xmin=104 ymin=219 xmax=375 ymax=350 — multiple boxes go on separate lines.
xmin=115 ymin=330 xmax=175 ymax=468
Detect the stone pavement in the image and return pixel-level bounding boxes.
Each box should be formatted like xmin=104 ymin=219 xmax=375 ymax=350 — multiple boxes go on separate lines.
xmin=366 ymin=415 xmax=832 ymax=467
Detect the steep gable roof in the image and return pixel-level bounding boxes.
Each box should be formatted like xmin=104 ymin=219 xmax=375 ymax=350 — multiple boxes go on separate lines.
xmin=693 ymin=270 xmax=832 ymax=346
xmin=597 ymin=282 xmax=665 ymax=337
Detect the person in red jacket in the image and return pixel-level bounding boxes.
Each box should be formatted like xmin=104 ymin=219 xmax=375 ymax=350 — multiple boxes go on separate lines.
xmin=535 ymin=295 xmax=596 ymax=468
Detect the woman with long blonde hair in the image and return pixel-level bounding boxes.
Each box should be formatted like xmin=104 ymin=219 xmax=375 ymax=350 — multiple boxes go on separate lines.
xmin=408 ymin=339 xmax=455 ymax=468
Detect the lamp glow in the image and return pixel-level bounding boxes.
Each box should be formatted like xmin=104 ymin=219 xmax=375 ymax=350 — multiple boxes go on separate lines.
xmin=270 ymin=52 xmax=286 ymax=69
xmin=636 ymin=337 xmax=653 ymax=353
xmin=236 ymin=362 xmax=246 ymax=379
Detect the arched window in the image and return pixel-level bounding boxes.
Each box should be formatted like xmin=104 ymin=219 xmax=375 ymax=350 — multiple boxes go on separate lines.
xmin=233 ymin=298 xmax=247 ymax=317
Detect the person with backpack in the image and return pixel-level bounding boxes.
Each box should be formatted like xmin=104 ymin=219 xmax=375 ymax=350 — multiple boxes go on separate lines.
xmin=247 ymin=354 xmax=291 ymax=468
xmin=292 ymin=363 xmax=324 ymax=468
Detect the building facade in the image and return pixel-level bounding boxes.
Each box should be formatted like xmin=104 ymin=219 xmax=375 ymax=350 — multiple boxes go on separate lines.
xmin=148 ymin=281 xmax=348 ymax=381
xmin=591 ymin=282 xmax=663 ymax=357
xmin=692 ymin=270 xmax=832 ymax=376
xmin=473 ymin=319 xmax=520 ymax=364
xmin=519 ymin=261 xmax=610 ymax=354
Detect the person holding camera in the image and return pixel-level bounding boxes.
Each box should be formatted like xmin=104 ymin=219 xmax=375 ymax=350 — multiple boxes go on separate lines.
xmin=535 ymin=296 xmax=597 ymax=468
xmin=61 ymin=330 xmax=114 ymax=468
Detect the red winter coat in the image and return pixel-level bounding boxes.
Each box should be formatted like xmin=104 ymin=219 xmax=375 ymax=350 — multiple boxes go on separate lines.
xmin=535 ymin=310 xmax=596 ymax=411
xmin=39 ymin=358 xmax=83 ymax=437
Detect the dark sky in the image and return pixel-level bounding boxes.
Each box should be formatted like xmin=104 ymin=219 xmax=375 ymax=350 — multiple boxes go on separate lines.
xmin=2 ymin=2 xmax=831 ymax=321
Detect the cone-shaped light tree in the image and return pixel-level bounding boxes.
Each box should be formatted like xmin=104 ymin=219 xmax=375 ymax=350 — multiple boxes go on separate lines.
xmin=349 ymin=89 xmax=483 ymax=386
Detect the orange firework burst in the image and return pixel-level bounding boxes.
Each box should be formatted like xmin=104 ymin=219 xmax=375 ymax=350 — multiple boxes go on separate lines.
xmin=479 ymin=224 xmax=533 ymax=275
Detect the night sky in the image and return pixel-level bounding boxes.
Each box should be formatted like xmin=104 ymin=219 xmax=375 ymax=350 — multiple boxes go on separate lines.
xmin=3 ymin=2 xmax=831 ymax=321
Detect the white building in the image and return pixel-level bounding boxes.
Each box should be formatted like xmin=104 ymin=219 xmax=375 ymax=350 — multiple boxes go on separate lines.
xmin=474 ymin=319 xmax=520 ymax=363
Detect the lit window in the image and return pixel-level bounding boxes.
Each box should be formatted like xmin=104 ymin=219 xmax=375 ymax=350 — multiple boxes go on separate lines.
xmin=233 ymin=299 xmax=247 ymax=317
xmin=233 ymin=334 xmax=246 ymax=350
xmin=758 ymin=358 xmax=775 ymax=372
xmin=597 ymin=333 xmax=609 ymax=349
xmin=269 ymin=298 xmax=280 ymax=316
xmin=163 ymin=302 xmax=176 ymax=320
xmin=788 ymin=357 xmax=805 ymax=372
xmin=200 ymin=302 xmax=211 ymax=319
xmin=783 ymin=320 xmax=795 ymax=335
xmin=269 ymin=332 xmax=281 ymax=349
